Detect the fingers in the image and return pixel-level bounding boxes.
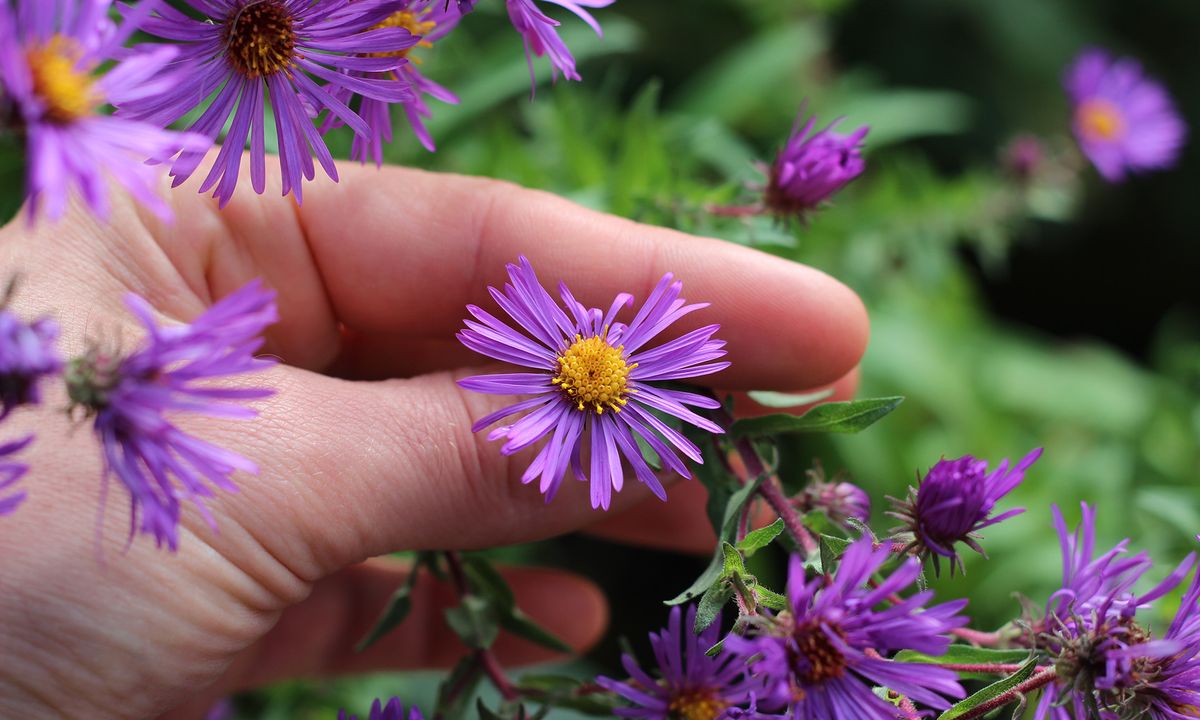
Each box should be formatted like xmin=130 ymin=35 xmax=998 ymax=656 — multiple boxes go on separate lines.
xmin=211 ymin=163 xmax=868 ymax=391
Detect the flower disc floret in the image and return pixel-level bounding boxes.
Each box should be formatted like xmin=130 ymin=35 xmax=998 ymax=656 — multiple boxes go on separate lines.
xmin=224 ymin=0 xmax=297 ymax=79
xmin=553 ymin=333 xmax=635 ymax=414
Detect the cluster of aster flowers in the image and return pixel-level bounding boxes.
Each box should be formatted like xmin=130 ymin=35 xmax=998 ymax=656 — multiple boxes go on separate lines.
xmin=0 ymin=0 xmax=615 ymax=222
xmin=0 ymin=278 xmax=278 ymax=553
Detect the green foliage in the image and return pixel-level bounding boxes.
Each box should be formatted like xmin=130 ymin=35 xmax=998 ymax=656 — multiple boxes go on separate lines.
xmin=936 ymin=658 xmax=1039 ymax=720
xmin=731 ymin=397 xmax=906 ymax=437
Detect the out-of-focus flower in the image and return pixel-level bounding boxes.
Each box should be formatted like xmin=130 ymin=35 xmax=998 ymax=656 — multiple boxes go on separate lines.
xmin=889 ymin=448 xmax=1041 ymax=575
xmin=725 ymin=538 xmax=968 ymax=718
xmin=764 ymin=106 xmax=868 ymax=218
xmin=126 ymin=1 xmax=419 ymax=206
xmin=1003 ymin=135 xmax=1044 ymax=180
xmin=339 ymin=698 xmax=423 ymax=720
xmin=0 ymin=0 xmax=207 ymax=221
xmin=505 ymin=0 xmax=613 ymax=86
xmin=457 ymin=257 xmax=728 ymax=510
xmin=596 ymin=605 xmax=762 ymax=719
xmin=0 ymin=308 xmax=61 ymax=418
xmin=1064 ymin=48 xmax=1186 ymax=182
xmin=66 ymin=280 xmax=277 ymax=550
xmin=321 ymin=1 xmax=464 ymax=163
xmin=0 ymin=435 xmax=32 ymax=517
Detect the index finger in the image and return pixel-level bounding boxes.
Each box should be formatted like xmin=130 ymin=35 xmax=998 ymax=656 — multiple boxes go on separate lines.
xmin=291 ymin=164 xmax=868 ymax=391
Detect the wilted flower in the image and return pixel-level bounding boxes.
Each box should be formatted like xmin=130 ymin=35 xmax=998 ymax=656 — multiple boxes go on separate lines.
xmin=66 ymin=280 xmax=277 ymax=550
xmin=126 ymin=1 xmax=419 ymax=206
xmin=321 ymin=1 xmax=464 ymax=163
xmin=0 ymin=308 xmax=61 ymax=418
xmin=457 ymin=257 xmax=728 ymax=510
xmin=1031 ymin=504 xmax=1197 ymax=719
xmin=0 ymin=435 xmax=32 ymax=517
xmin=1064 ymin=48 xmax=1186 ymax=182
xmin=764 ymin=106 xmax=868 ymax=218
xmin=339 ymin=698 xmax=423 ymax=720
xmin=888 ymin=448 xmax=1041 ymax=575
xmin=792 ymin=461 xmax=870 ymax=529
xmin=596 ymin=605 xmax=762 ymax=719
xmin=0 ymin=0 xmax=206 ymax=221
xmin=725 ymin=539 xmax=968 ymax=718
xmin=506 ymin=0 xmax=613 ymax=86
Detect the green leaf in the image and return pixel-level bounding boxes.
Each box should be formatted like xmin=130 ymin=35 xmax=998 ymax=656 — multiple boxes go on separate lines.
xmin=695 ymin=582 xmax=734 ymax=633
xmin=745 ymin=388 xmax=835 ymax=408
xmin=517 ymin=674 xmax=624 ymax=716
xmin=463 ymin=554 xmax=515 ymax=611
xmin=754 ymin=584 xmax=788 ymax=610
xmin=721 ymin=541 xmax=747 ymax=577
xmin=498 ymin=607 xmax=572 ymax=654
xmin=434 ymin=654 xmax=483 ymax=720
xmin=668 ymin=476 xmax=766 ymax=605
xmin=895 ymin=647 xmax=1033 ymax=680
xmin=937 ymin=657 xmax=1038 ymax=720
xmin=736 ymin=518 xmax=786 ymax=556
xmin=357 ymin=554 xmax=432 ymax=650
xmin=444 ymin=594 xmax=500 ymax=650
xmin=820 ymin=534 xmax=853 ymax=571
xmin=731 ymin=397 xmax=905 ymax=437
xmin=0 ymin=134 xmax=24 ymax=228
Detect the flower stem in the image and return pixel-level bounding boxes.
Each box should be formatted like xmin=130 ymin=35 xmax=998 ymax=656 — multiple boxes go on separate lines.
xmin=936 ymin=663 xmax=1027 ymax=674
xmin=952 ymin=627 xmax=1006 ymax=647
xmin=952 ymin=666 xmax=1056 ymax=720
xmin=732 ymin=435 xmax=817 ymax=556
xmin=442 ymin=551 xmax=521 ymax=703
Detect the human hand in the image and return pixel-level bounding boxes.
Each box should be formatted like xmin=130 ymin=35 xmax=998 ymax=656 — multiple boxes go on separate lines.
xmin=0 ymin=161 xmax=867 ymax=719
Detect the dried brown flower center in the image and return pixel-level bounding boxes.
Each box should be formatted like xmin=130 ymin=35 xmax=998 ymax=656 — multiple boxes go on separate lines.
xmin=224 ymin=1 xmax=297 ymax=79
xmin=791 ymin=621 xmax=848 ymax=684
xmin=667 ymin=687 xmax=730 ymax=720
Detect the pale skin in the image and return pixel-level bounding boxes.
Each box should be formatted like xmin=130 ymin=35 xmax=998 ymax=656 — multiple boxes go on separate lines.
xmin=0 ymin=159 xmax=868 ymax=719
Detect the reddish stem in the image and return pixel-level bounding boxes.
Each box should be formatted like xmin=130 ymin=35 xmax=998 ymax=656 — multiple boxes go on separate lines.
xmin=952 ymin=666 xmax=1057 ymax=720
xmin=732 ymin=435 xmax=817 ymax=555
xmin=935 ymin=663 xmax=1027 ymax=674
xmin=707 ymin=203 xmax=764 ymax=217
xmin=952 ymin=627 xmax=1006 ymax=647
xmin=442 ymin=552 xmax=521 ymax=703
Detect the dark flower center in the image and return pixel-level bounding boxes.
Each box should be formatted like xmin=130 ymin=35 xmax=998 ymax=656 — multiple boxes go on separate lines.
xmin=790 ymin=621 xmax=848 ymax=684
xmin=667 ymin=687 xmax=730 ymax=720
xmin=224 ymin=1 xmax=297 ymax=79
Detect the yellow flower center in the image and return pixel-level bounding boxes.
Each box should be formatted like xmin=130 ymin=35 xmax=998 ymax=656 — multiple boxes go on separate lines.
xmin=667 ymin=688 xmax=730 ymax=720
xmin=26 ymin=36 xmax=100 ymax=123
xmin=1175 ymin=703 xmax=1200 ymax=717
xmin=224 ymin=1 xmax=296 ymax=79
xmin=372 ymin=10 xmax=436 ymax=62
xmin=552 ymin=333 xmax=636 ymax=414
xmin=1076 ymin=98 xmax=1125 ymax=142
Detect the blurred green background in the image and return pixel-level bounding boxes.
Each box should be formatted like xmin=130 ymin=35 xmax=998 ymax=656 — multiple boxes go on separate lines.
xmin=240 ymin=0 xmax=1200 ymax=716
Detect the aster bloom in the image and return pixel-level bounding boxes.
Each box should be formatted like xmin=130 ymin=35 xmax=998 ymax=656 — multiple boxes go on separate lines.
xmin=457 ymin=257 xmax=728 ymax=510
xmin=725 ymin=538 xmax=968 ymax=718
xmin=764 ymin=106 xmax=868 ymax=218
xmin=126 ymin=1 xmax=421 ymax=206
xmin=596 ymin=605 xmax=762 ymax=719
xmin=888 ymin=448 xmax=1042 ymax=575
xmin=0 ymin=435 xmax=33 ymax=517
xmin=1031 ymin=504 xmax=1197 ymax=719
xmin=0 ymin=0 xmax=208 ymax=221
xmin=66 ymin=280 xmax=278 ymax=550
xmin=506 ymin=0 xmax=614 ymax=86
xmin=1064 ymin=48 xmax=1186 ymax=182
xmin=321 ymin=0 xmax=464 ymax=163
xmin=339 ymin=698 xmax=424 ymax=720
xmin=0 ymin=308 xmax=62 ymax=418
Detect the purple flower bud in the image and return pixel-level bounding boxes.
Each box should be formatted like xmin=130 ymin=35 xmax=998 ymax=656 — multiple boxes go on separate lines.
xmin=339 ymin=698 xmax=424 ymax=720
xmin=765 ymin=106 xmax=868 ymax=217
xmin=0 ymin=309 xmax=62 ymax=418
xmin=1003 ymin=135 xmax=1044 ymax=180
xmin=793 ymin=464 xmax=870 ymax=529
xmin=888 ymin=448 xmax=1042 ymax=575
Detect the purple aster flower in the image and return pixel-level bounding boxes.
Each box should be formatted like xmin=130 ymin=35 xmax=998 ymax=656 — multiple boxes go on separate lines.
xmin=1064 ymin=48 xmax=1186 ymax=182
xmin=320 ymin=1 xmax=464 ymax=163
xmin=506 ymin=0 xmax=614 ymax=87
xmin=0 ymin=307 xmax=62 ymax=418
xmin=792 ymin=462 xmax=870 ymax=530
xmin=1031 ymin=504 xmax=1197 ymax=719
xmin=725 ymin=538 xmax=968 ymax=718
xmin=66 ymin=280 xmax=278 ymax=551
xmin=124 ymin=1 xmax=420 ymax=207
xmin=339 ymin=698 xmax=423 ymax=720
xmin=764 ymin=106 xmax=868 ymax=218
xmin=596 ymin=605 xmax=763 ymax=719
xmin=888 ymin=448 xmax=1042 ymax=575
xmin=0 ymin=0 xmax=207 ymax=221
xmin=0 ymin=435 xmax=33 ymax=517
xmin=457 ymin=257 xmax=728 ymax=510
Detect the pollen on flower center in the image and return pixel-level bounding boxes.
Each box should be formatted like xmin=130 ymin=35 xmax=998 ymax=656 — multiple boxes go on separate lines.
xmin=552 ymin=334 xmax=636 ymax=414
xmin=667 ymin=688 xmax=730 ymax=720
xmin=1076 ymin=98 xmax=1126 ymax=142
xmin=791 ymin=621 xmax=848 ymax=684
xmin=372 ymin=10 xmax=436 ymax=62
xmin=224 ymin=1 xmax=297 ymax=79
xmin=26 ymin=36 xmax=99 ymax=123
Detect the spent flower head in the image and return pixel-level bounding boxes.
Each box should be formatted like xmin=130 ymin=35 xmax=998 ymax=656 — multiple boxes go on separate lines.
xmin=596 ymin=605 xmax=763 ymax=719
xmin=125 ymin=0 xmax=420 ymax=206
xmin=0 ymin=0 xmax=207 ymax=221
xmin=67 ymin=280 xmax=278 ymax=550
xmin=725 ymin=538 xmax=968 ymax=718
xmin=888 ymin=448 xmax=1041 ymax=575
xmin=764 ymin=105 xmax=868 ymax=218
xmin=1064 ymin=48 xmax=1186 ymax=182
xmin=791 ymin=460 xmax=870 ymax=530
xmin=457 ymin=257 xmax=728 ymax=510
